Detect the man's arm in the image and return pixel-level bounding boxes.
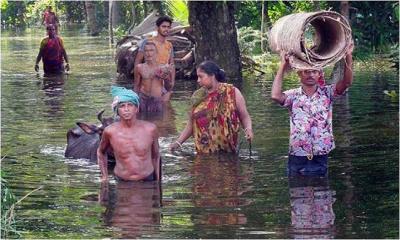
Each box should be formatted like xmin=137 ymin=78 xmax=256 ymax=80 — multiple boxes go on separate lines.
xmin=271 ymin=52 xmax=290 ymax=105
xmin=62 ymin=48 xmax=70 ymax=71
xmin=133 ymin=64 xmax=142 ymax=92
xmin=58 ymin=38 xmax=69 ymax=71
xmin=151 ymin=126 xmax=161 ymax=181
xmin=335 ymin=44 xmax=354 ymax=95
xmin=35 ymin=48 xmax=43 ymax=72
xmin=134 ymin=50 xmax=144 ymax=68
xmin=97 ymin=128 xmax=111 ymax=182
xmin=235 ymin=88 xmax=254 ymax=141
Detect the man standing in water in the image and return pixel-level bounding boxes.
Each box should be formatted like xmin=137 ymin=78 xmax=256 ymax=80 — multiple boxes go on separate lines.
xmin=35 ymin=24 xmax=69 ymax=75
xmin=134 ymin=16 xmax=175 ymax=94
xmin=97 ymin=86 xmax=161 ymax=182
xmin=42 ymin=6 xmax=60 ymax=33
xmin=271 ymin=44 xmax=354 ymax=176
xmin=134 ymin=41 xmax=173 ymax=112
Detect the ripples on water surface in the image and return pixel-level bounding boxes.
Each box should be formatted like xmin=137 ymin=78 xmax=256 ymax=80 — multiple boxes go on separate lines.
xmin=1 ymin=28 xmax=398 ymax=238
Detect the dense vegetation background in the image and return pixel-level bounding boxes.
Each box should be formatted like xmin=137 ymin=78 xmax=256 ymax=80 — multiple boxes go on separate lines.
xmin=1 ymin=0 xmax=398 ymax=64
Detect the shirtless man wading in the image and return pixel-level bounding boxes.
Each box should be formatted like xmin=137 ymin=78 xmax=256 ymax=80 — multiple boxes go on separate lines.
xmin=97 ymin=86 xmax=161 ymax=182
xmin=134 ymin=41 xmax=172 ymax=112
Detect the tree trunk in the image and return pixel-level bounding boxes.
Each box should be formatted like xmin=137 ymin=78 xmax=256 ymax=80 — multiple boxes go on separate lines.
xmin=103 ymin=1 xmax=109 ymax=23
xmin=112 ymin=0 xmax=121 ymax=26
xmin=109 ymin=0 xmax=113 ymax=44
xmin=151 ymin=1 xmax=163 ymax=15
xmin=330 ymin=1 xmax=350 ymax=83
xmin=314 ymin=1 xmax=321 ymax=10
xmin=189 ymin=1 xmax=242 ymax=82
xmin=85 ymin=1 xmax=99 ymax=36
xmin=340 ymin=1 xmax=350 ymax=19
xmin=128 ymin=2 xmax=144 ymax=35
xmin=143 ymin=1 xmax=149 ymax=16
xmin=261 ymin=1 xmax=269 ymax=52
xmin=127 ymin=2 xmax=137 ymax=34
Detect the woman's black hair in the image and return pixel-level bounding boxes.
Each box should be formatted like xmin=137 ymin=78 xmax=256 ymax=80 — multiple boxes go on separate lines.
xmin=197 ymin=60 xmax=226 ymax=82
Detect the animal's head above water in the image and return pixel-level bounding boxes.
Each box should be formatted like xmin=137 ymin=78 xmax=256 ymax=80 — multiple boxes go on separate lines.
xmin=76 ymin=110 xmax=114 ymax=136
xmin=65 ymin=110 xmax=115 ymax=162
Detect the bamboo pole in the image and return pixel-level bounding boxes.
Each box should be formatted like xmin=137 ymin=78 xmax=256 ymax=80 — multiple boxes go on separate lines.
xmin=109 ymin=0 xmax=114 ymax=45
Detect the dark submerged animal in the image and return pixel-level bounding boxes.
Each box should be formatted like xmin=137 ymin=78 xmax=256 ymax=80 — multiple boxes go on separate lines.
xmin=65 ymin=110 xmax=115 ymax=163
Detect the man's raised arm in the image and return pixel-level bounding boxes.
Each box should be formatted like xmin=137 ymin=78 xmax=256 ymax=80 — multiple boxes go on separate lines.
xmin=271 ymin=52 xmax=290 ymax=105
xmin=335 ymin=43 xmax=354 ymax=95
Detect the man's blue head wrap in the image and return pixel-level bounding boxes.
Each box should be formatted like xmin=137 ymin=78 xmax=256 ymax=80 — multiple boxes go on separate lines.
xmin=111 ymin=86 xmax=140 ymax=114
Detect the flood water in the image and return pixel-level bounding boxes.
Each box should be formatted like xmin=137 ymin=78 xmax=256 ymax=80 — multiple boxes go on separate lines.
xmin=1 ymin=27 xmax=398 ymax=238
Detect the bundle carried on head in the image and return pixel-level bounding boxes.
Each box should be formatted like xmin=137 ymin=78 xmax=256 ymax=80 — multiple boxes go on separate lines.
xmin=269 ymin=11 xmax=352 ymax=70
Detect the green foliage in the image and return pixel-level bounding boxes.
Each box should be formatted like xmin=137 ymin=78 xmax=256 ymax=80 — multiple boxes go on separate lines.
xmin=1 ymin=0 xmax=8 ymax=11
xmin=58 ymin=1 xmax=85 ymax=23
xmin=164 ymin=0 xmax=188 ymax=25
xmin=113 ymin=25 xmax=128 ymax=42
xmin=237 ymin=26 xmax=266 ymax=55
xmin=388 ymin=43 xmax=399 ymax=70
xmin=236 ymin=1 xmax=262 ymax=29
xmin=383 ymin=90 xmax=398 ymax=99
xmin=350 ymin=2 xmax=398 ymax=53
xmin=268 ymin=0 xmax=327 ymax=23
xmin=1 ymin=0 xmax=28 ymax=27
xmin=113 ymin=1 xmax=146 ymax=33
xmin=1 ymin=168 xmax=19 ymax=238
xmin=25 ymin=0 xmax=56 ymax=26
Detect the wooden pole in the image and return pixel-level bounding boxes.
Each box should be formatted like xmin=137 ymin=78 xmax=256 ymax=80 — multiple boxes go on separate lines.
xmin=109 ymin=0 xmax=114 ymax=45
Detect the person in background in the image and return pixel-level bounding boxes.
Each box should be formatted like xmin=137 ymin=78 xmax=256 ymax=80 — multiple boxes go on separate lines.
xmin=134 ymin=41 xmax=173 ymax=112
xmin=134 ymin=16 xmax=176 ymax=95
xmin=169 ymin=60 xmax=253 ymax=154
xmin=35 ymin=24 xmax=69 ymax=75
xmin=42 ymin=6 xmax=60 ymax=34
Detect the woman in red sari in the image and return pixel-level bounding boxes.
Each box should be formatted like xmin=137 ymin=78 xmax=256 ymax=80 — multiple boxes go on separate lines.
xmin=170 ymin=61 xmax=253 ymax=154
xmin=35 ymin=24 xmax=69 ymax=75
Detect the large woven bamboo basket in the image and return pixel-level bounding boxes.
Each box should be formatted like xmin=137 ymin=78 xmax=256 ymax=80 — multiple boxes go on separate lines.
xmin=268 ymin=11 xmax=352 ymax=69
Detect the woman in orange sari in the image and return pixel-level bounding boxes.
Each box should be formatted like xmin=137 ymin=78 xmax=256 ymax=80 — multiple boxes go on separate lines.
xmin=170 ymin=61 xmax=253 ymax=154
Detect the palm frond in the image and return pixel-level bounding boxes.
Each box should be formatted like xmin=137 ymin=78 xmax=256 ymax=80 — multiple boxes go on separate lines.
xmin=164 ymin=0 xmax=189 ymax=25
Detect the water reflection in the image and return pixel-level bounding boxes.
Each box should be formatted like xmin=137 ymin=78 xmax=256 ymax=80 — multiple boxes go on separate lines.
xmin=190 ymin=154 xmax=253 ymax=226
xmin=99 ymin=181 xmax=162 ymax=238
xmin=138 ymin=102 xmax=177 ymax=137
xmin=39 ymin=73 xmax=67 ymax=118
xmin=288 ymin=176 xmax=336 ymax=239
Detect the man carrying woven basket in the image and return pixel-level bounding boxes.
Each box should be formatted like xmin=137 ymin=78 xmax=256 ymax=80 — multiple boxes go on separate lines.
xmin=271 ymin=43 xmax=354 ymax=176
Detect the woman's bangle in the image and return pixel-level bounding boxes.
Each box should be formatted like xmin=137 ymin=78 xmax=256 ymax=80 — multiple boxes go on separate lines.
xmin=175 ymin=141 xmax=183 ymax=148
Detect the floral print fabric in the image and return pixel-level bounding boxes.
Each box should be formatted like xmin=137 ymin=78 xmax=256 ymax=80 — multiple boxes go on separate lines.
xmin=191 ymin=83 xmax=240 ymax=154
xmin=283 ymin=85 xmax=339 ymax=156
xmin=290 ymin=186 xmax=336 ymax=237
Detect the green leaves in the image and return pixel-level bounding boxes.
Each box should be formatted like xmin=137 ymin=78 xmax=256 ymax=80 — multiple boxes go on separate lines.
xmin=164 ymin=0 xmax=189 ymax=25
